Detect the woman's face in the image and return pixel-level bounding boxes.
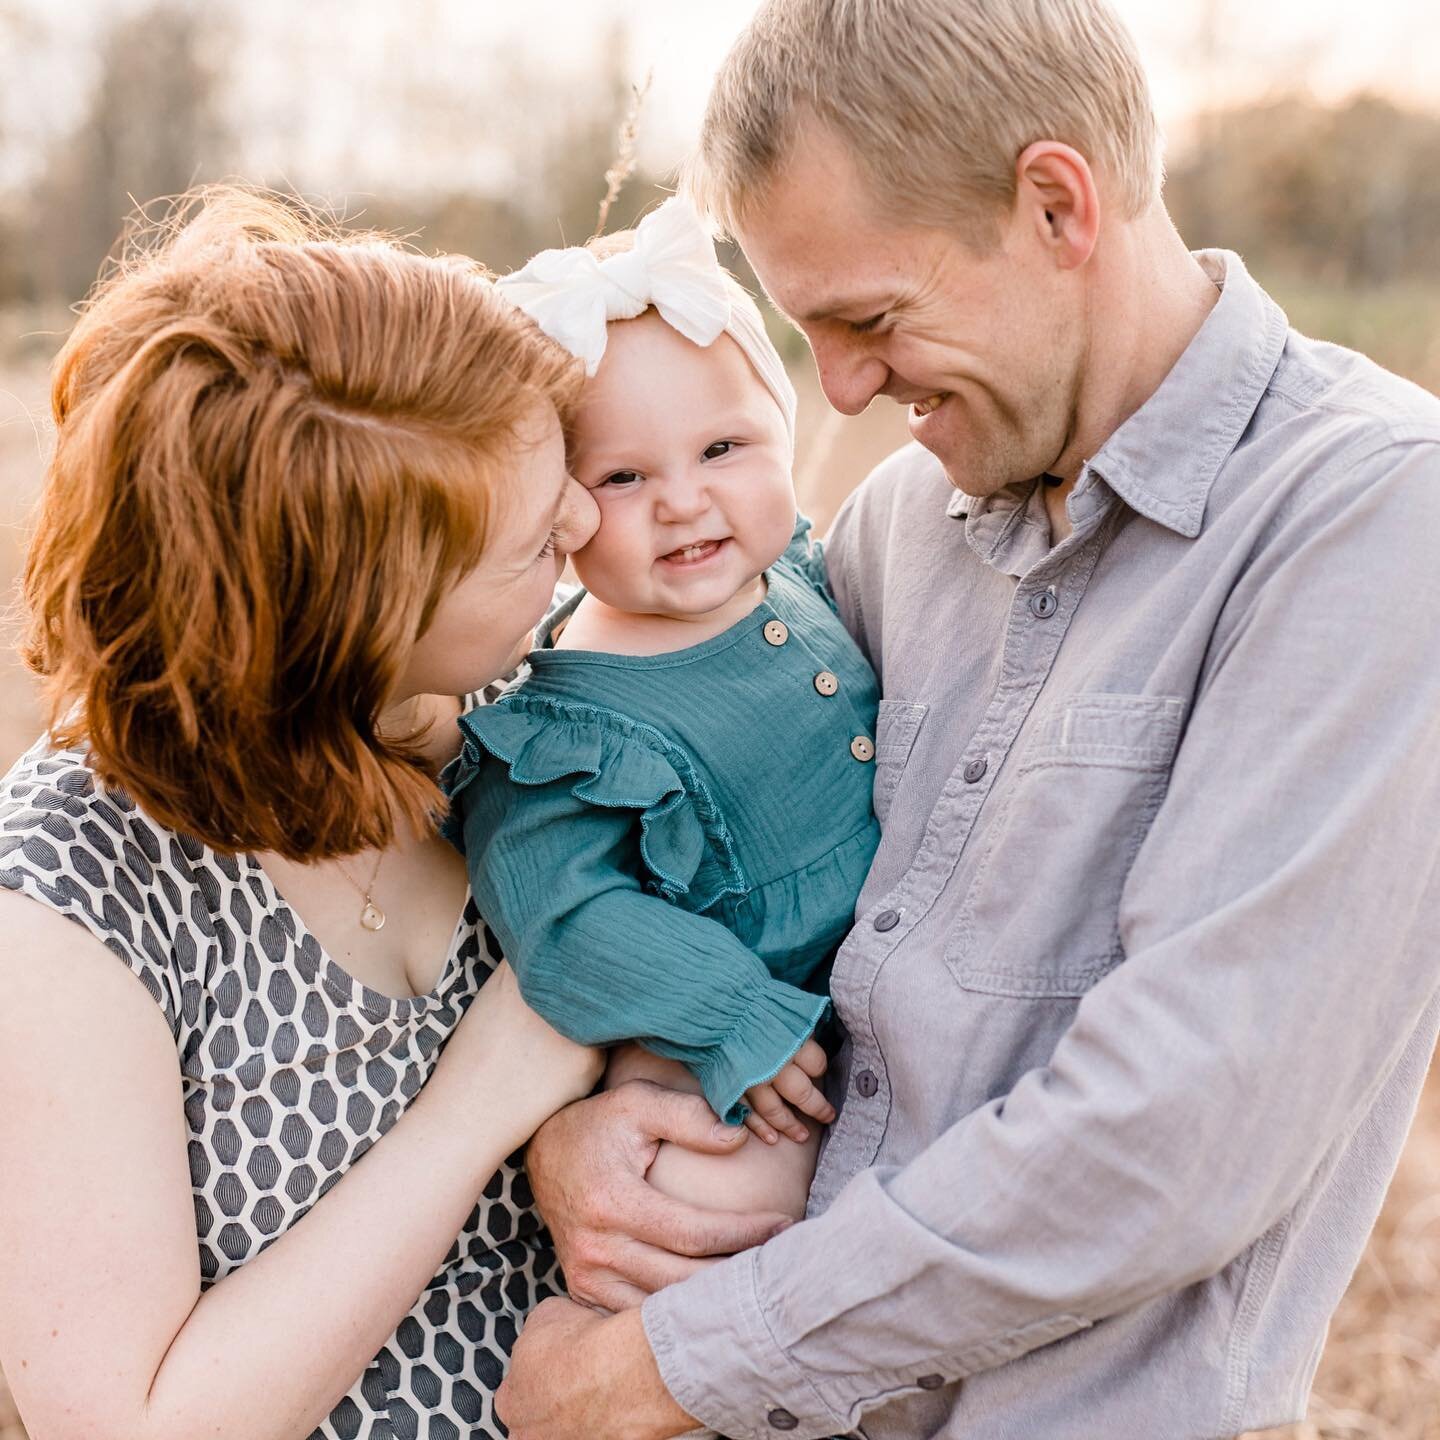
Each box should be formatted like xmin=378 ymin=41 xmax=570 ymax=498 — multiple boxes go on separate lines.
xmin=396 ymin=404 xmax=598 ymax=701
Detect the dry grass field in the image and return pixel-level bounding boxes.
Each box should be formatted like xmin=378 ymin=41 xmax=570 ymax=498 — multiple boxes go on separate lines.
xmin=1 ymin=308 xmax=1438 ymax=1439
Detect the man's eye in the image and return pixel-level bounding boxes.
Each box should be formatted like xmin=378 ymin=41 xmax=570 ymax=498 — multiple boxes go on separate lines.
xmin=850 ymin=312 xmax=887 ymax=334
xmin=601 ymin=471 xmax=642 ymax=488
xmin=701 ymin=441 xmax=734 ymax=461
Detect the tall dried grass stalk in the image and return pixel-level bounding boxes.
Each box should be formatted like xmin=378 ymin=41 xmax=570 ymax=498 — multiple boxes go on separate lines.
xmin=593 ymin=70 xmax=653 ymax=240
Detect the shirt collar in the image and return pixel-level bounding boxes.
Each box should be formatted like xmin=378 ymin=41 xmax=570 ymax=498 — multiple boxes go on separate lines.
xmin=946 ymin=251 xmax=1290 ymax=541
xmin=1087 ymin=249 xmax=1289 ymax=537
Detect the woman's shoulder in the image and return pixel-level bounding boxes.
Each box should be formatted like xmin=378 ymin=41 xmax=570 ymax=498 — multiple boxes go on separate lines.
xmin=0 ymin=738 xmax=166 ymax=897
xmin=1 ymin=738 xmax=234 ymax=1036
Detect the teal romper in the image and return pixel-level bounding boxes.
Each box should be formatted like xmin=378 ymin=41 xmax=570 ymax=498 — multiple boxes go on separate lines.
xmin=443 ymin=517 xmax=881 ymax=1124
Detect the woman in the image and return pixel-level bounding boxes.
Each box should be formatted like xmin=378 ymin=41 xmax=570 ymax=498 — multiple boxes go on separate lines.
xmin=0 ymin=188 xmax=606 ymax=1440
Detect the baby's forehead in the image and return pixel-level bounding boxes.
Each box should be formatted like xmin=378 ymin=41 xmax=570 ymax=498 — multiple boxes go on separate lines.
xmin=594 ymin=311 xmax=771 ymax=398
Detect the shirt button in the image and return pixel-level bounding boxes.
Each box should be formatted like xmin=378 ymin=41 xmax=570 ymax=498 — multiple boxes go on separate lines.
xmin=767 ymin=1409 xmax=799 ymax=1431
xmin=917 ymin=1374 xmax=945 ymax=1391
xmin=963 ymin=757 xmax=988 ymax=783
xmin=763 ymin=619 xmax=790 ymax=646
xmin=850 ymin=735 xmax=875 ymax=762
xmin=873 ymin=908 xmax=900 ymax=932
xmin=855 ymin=1068 xmax=879 ymax=1098
xmin=1029 ymin=589 xmax=1058 ymax=619
xmin=813 ymin=670 xmax=839 ymax=696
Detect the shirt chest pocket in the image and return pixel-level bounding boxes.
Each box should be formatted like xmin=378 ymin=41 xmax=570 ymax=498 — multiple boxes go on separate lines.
xmin=946 ymin=692 xmax=1187 ymax=998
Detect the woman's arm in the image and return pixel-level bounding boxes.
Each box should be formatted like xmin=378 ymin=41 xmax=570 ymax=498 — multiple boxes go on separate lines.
xmin=0 ymin=892 xmax=601 ymax=1440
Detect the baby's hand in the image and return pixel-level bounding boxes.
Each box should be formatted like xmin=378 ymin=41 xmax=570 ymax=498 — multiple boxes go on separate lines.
xmin=743 ymin=1039 xmax=836 ymax=1145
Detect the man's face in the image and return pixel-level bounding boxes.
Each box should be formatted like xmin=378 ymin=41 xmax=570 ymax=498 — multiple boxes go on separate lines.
xmin=735 ymin=125 xmax=1088 ymax=499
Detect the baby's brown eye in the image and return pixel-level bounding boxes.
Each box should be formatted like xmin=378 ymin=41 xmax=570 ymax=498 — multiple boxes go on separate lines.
xmin=702 ymin=441 xmax=734 ymax=461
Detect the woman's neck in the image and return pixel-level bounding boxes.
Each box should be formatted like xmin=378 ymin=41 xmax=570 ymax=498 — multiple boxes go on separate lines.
xmin=378 ymin=693 xmax=464 ymax=775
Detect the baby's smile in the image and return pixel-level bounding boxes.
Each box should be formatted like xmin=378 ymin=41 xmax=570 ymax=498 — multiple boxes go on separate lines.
xmin=658 ymin=538 xmax=729 ymax=567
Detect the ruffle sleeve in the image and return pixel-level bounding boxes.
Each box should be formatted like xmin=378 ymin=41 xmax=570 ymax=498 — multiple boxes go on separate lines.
xmin=445 ymin=695 xmax=745 ymax=912
xmin=442 ymin=696 xmax=828 ymax=1124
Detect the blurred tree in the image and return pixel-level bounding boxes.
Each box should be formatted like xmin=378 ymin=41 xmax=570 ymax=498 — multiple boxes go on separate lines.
xmin=27 ymin=1 xmax=232 ymax=303
xmin=373 ymin=20 xmax=669 ymax=276
xmin=520 ymin=19 xmax=667 ymax=250
xmin=0 ymin=1 xmax=33 ymax=305
xmin=1167 ymin=91 xmax=1440 ymax=287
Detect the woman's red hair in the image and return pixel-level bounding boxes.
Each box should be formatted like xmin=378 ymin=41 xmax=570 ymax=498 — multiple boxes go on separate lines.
xmin=22 ymin=186 xmax=582 ymax=859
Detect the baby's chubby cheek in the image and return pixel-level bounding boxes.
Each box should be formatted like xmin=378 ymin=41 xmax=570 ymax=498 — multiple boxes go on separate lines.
xmin=569 ymin=527 xmax=640 ymax=602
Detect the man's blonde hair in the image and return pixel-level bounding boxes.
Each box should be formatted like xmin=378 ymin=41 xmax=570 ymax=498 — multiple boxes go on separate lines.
xmin=686 ymin=0 xmax=1162 ymax=244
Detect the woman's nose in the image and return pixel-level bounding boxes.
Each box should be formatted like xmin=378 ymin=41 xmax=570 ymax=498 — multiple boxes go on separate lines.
xmin=561 ymin=477 xmax=600 ymax=551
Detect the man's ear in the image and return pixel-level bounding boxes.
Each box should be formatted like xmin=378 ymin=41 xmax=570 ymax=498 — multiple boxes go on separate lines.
xmin=1014 ymin=142 xmax=1100 ymax=271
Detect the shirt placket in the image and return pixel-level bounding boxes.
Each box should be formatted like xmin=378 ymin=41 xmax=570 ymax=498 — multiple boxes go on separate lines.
xmin=758 ymin=604 xmax=878 ymax=769
xmin=813 ymin=485 xmax=1118 ymax=1210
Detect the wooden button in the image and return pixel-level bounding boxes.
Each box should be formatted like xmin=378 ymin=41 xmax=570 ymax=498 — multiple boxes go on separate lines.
xmin=763 ymin=619 xmax=789 ymax=647
xmin=850 ymin=735 xmax=875 ymax=762
xmin=813 ymin=670 xmax=839 ymax=696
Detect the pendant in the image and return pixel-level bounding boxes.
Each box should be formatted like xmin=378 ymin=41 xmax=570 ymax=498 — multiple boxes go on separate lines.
xmin=360 ymin=900 xmax=386 ymax=931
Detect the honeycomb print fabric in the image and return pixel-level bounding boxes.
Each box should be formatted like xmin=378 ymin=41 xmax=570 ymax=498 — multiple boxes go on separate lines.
xmin=0 ymin=736 xmax=561 ymax=1439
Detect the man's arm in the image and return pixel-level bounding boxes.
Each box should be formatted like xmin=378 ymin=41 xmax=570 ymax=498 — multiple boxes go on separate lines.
xmin=507 ymin=445 xmax=1440 ymax=1439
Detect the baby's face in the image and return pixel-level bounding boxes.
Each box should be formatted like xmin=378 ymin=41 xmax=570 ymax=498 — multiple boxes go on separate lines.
xmin=567 ymin=311 xmax=796 ymax=620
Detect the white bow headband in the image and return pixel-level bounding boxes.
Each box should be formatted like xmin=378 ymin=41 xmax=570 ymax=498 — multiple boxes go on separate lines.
xmin=496 ymin=196 xmax=797 ymax=450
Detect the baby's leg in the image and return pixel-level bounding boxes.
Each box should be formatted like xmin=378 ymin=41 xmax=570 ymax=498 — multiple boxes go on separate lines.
xmin=604 ymin=1046 xmax=819 ymax=1222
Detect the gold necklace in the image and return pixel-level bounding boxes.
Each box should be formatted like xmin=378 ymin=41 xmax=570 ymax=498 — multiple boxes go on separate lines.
xmin=334 ymin=851 xmax=387 ymax=931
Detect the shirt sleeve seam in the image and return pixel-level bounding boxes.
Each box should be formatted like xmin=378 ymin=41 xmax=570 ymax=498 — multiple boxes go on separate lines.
xmin=1265 ymin=431 xmax=1440 ymax=536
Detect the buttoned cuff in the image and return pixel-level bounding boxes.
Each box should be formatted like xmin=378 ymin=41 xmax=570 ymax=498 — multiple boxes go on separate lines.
xmin=642 ymin=1247 xmax=847 ymax=1440
xmin=641 ymin=1163 xmax=1101 ymax=1437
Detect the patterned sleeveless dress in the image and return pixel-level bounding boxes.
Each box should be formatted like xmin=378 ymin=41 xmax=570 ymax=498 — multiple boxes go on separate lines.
xmin=0 ymin=729 xmax=560 ymax=1439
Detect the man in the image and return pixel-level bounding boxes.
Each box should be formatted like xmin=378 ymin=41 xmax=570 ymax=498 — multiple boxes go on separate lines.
xmin=497 ymin=2 xmax=1440 ymax=1435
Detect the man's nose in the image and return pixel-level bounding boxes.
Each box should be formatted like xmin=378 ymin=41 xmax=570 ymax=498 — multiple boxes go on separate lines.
xmin=810 ymin=333 xmax=889 ymax=417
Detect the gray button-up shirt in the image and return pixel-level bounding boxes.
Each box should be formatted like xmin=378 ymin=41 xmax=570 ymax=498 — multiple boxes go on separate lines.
xmin=642 ymin=251 xmax=1440 ymax=1440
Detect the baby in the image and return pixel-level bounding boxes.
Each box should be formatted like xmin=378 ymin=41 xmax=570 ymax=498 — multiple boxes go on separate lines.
xmin=444 ymin=197 xmax=880 ymax=1216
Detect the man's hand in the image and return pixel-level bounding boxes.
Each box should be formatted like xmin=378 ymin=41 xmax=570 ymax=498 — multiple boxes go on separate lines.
xmin=496 ymin=1298 xmax=697 ymax=1440
xmin=526 ymin=1079 xmax=795 ymax=1310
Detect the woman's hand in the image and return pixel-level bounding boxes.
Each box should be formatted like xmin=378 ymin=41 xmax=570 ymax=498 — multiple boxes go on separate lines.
xmin=432 ymin=960 xmax=605 ymax=1154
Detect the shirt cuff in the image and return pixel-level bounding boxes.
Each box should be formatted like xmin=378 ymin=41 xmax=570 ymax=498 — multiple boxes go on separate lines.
xmin=642 ymin=1247 xmax=848 ymax=1440
xmin=693 ymin=983 xmax=830 ymax=1126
